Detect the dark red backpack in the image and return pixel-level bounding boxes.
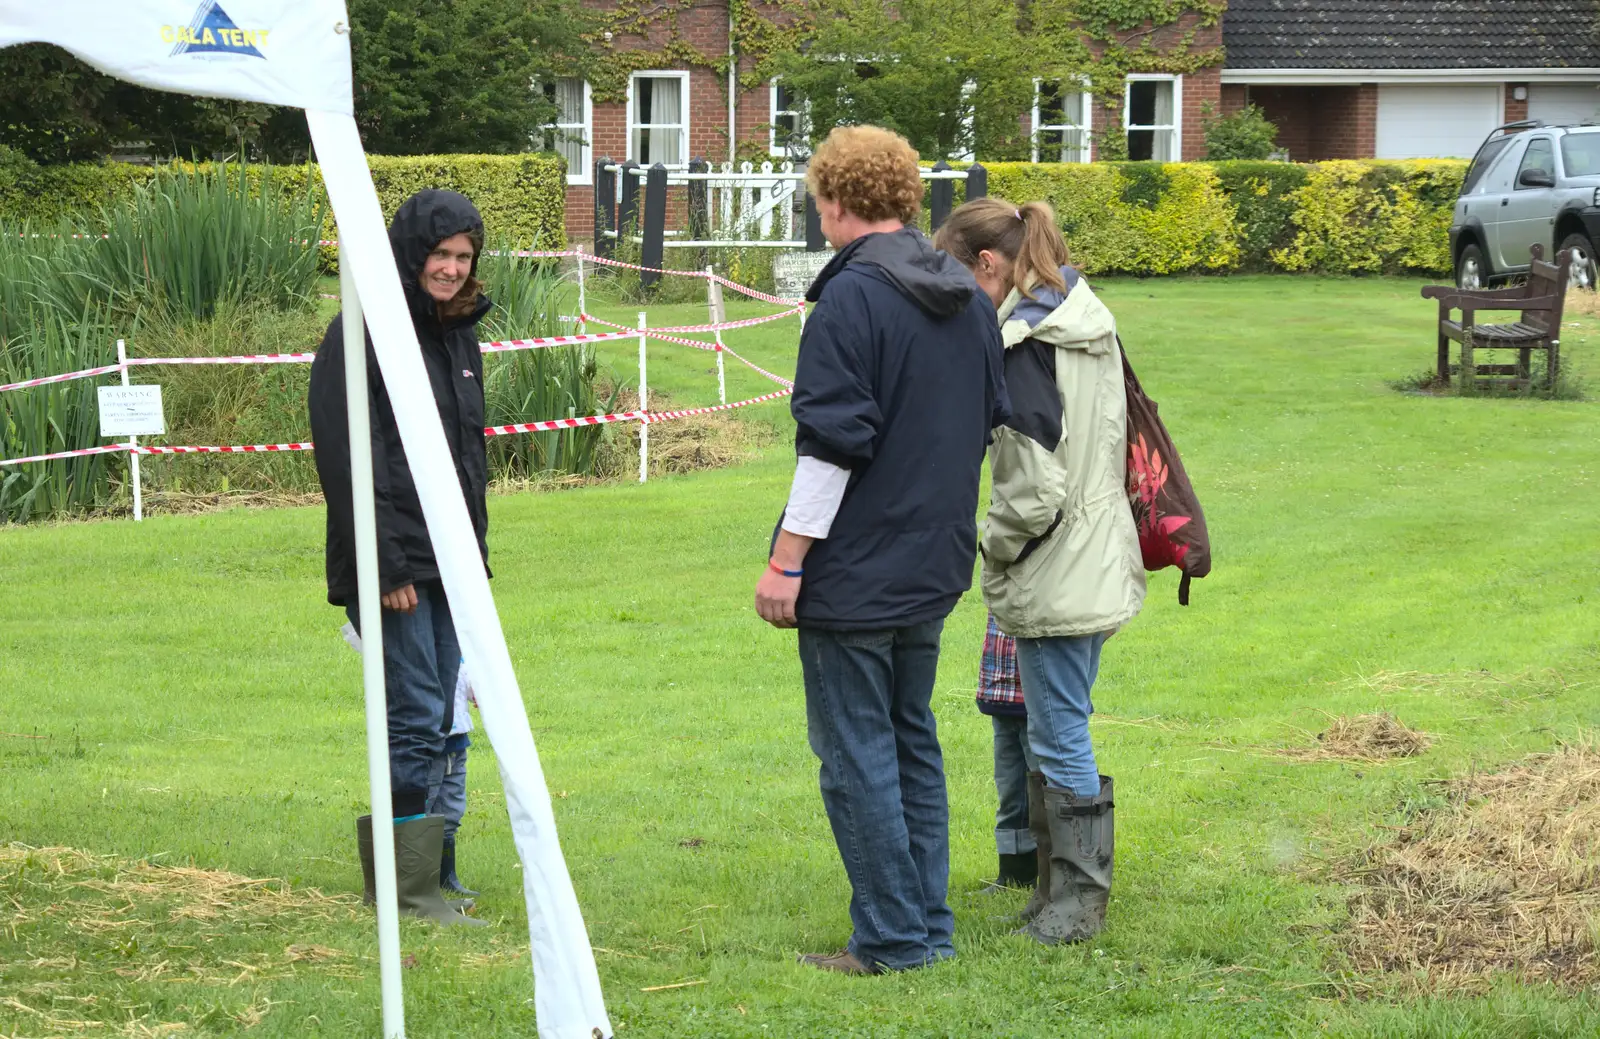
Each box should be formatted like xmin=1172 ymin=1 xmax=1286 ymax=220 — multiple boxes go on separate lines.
xmin=1121 ymin=339 xmax=1211 ymax=604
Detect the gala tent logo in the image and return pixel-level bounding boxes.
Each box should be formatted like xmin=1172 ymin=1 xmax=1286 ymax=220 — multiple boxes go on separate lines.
xmin=162 ymin=0 xmax=269 ymax=58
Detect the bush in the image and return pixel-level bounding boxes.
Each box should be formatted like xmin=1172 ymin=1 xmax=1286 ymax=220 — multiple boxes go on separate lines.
xmin=1205 ymin=105 xmax=1280 ymax=161
xmin=0 ymin=153 xmax=569 ymax=256
xmin=979 ymin=158 xmax=1465 ymax=276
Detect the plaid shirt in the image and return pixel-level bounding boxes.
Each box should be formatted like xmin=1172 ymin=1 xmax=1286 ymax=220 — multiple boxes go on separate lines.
xmin=976 ymin=612 xmax=1026 ymax=717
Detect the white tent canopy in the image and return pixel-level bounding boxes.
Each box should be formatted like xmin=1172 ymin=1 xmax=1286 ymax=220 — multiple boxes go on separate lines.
xmin=0 ymin=4 xmax=610 ymax=1037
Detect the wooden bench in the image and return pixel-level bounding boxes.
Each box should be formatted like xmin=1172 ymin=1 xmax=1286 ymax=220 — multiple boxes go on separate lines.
xmin=1420 ymin=244 xmax=1570 ymax=392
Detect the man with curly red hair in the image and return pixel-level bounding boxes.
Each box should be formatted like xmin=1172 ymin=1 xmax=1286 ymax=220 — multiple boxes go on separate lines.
xmin=754 ymin=126 xmax=1010 ymax=975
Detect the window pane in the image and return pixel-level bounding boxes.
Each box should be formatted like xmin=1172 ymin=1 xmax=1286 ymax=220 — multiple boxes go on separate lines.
xmin=1561 ymin=132 xmax=1600 ymax=177
xmin=638 ymin=127 xmax=681 ymax=165
xmin=555 ymin=79 xmax=583 ymax=126
xmin=1039 ymin=82 xmax=1064 ymax=124
xmin=638 ymin=76 xmax=681 ymax=126
xmin=1464 ymin=135 xmax=1512 ymax=192
xmin=1130 ymin=81 xmax=1157 ymax=126
xmin=1519 ymin=138 xmax=1555 ymax=178
xmin=1128 ymin=128 xmax=1154 ymax=161
xmin=776 ymin=82 xmax=795 ymax=112
xmin=1152 ymin=128 xmax=1174 ymax=162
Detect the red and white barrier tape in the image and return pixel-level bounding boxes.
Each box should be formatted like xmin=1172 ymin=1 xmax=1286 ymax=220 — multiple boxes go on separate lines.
xmin=709 ymin=272 xmax=805 ymax=308
xmin=479 ymin=330 xmax=636 ymax=353
xmin=136 ymin=442 xmax=314 ymax=456
xmin=486 ymin=410 xmax=646 ymax=436
xmin=720 ymin=345 xmax=796 ymax=389
xmin=0 ymin=364 xmax=127 ymax=394
xmin=127 ymin=353 xmax=319 ymax=368
xmin=0 ymin=443 xmax=130 ymax=467
xmin=644 ymin=388 xmax=793 ymax=423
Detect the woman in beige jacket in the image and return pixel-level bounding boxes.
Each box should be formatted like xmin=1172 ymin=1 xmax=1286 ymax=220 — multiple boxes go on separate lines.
xmin=936 ymin=199 xmax=1145 ymax=946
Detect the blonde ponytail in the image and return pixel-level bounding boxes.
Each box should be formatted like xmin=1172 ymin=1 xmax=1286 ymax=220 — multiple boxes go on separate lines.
xmin=933 ymin=197 xmax=1072 ymax=300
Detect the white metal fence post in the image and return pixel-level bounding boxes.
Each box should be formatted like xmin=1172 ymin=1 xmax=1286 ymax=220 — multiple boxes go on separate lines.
xmin=116 ymin=338 xmax=142 ymax=522
xmin=638 ymin=311 xmax=649 ymax=484
xmin=340 ymin=246 xmax=407 ymax=1039
xmin=707 ymin=266 xmax=726 ymax=405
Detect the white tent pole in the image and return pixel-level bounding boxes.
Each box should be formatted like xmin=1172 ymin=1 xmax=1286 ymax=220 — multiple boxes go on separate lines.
xmin=638 ymin=311 xmax=648 ymax=484
xmin=341 ymin=245 xmax=406 ymax=1039
xmin=706 ymin=267 xmax=725 ymax=406
xmin=116 ymin=338 xmax=142 ymax=522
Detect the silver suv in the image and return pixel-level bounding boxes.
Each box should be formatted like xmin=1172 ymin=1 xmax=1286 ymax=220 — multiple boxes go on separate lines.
xmin=1451 ymin=120 xmax=1600 ymax=290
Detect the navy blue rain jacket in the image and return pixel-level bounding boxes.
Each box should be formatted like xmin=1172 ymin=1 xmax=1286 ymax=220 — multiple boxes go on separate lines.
xmin=783 ymin=227 xmax=1010 ymax=629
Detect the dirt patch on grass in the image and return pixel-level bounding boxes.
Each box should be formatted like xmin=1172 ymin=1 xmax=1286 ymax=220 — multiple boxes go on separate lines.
xmin=2 ymin=844 xmax=362 ymax=1035
xmin=1331 ymin=745 xmax=1600 ymax=991
xmin=608 ymin=388 xmax=779 ymax=477
xmin=1278 ymin=712 xmax=1432 ymax=763
xmin=1352 ymin=666 xmax=1587 ymax=710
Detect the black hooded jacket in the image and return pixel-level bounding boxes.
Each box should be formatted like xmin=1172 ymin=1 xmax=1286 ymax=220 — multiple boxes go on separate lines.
xmin=308 ymin=190 xmax=493 ymax=606
xmin=785 ymin=227 xmax=1010 ymax=629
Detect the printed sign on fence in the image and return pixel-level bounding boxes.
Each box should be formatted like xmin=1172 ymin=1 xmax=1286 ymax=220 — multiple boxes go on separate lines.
xmin=98 ymin=385 xmax=166 ymax=438
xmin=773 ymin=250 xmax=833 ymax=301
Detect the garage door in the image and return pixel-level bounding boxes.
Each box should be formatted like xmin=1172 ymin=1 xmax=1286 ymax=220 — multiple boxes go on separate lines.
xmin=1528 ymin=83 xmax=1600 ymax=127
xmin=1376 ymin=85 xmax=1501 ymax=159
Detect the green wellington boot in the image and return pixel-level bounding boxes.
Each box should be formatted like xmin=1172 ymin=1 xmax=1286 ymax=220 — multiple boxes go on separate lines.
xmin=1018 ymin=771 xmax=1051 ymax=922
xmin=1023 ymin=776 xmax=1114 ymax=946
xmin=394 ymin=816 xmax=488 ymax=927
xmin=358 ymin=815 xmax=479 ymax=921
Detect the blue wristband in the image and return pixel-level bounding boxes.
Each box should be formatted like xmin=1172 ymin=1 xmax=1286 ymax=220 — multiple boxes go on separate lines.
xmin=768 ymin=559 xmax=804 ymax=578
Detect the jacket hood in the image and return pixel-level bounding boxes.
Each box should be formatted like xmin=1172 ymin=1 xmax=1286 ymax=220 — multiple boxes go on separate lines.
xmin=807 ymin=227 xmax=978 ymax=319
xmin=996 ymin=265 xmax=1115 ymax=353
xmin=389 ymin=189 xmax=487 ymax=320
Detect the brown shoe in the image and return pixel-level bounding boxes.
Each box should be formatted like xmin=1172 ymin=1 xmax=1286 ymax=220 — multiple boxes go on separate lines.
xmin=798 ymin=949 xmax=881 ymax=976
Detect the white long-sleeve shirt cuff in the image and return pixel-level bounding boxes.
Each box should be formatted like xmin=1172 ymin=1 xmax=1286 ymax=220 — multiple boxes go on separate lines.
xmin=781 ymin=455 xmax=850 ymax=539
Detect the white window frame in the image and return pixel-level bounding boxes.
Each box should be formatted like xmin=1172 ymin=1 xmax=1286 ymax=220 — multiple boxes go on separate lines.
xmin=768 ymin=76 xmax=811 ymax=159
xmin=1123 ymin=73 xmax=1182 ymax=162
xmin=627 ymin=69 xmax=692 ymax=169
xmin=537 ymin=78 xmax=592 ymax=186
xmin=1032 ymin=77 xmax=1094 ymax=163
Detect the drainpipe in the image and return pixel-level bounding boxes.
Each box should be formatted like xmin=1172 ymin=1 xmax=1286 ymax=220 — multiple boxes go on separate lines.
xmin=728 ymin=3 xmax=737 ymax=164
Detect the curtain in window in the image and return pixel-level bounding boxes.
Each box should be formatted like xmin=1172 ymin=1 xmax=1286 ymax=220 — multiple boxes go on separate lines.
xmin=554 ymin=79 xmax=585 ymax=170
xmin=1151 ymin=81 xmax=1174 ymax=161
xmin=636 ymin=76 xmax=683 ymax=165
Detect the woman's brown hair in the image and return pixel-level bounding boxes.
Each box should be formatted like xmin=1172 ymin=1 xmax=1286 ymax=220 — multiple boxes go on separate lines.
xmin=933 ymin=198 xmax=1070 ymax=299
xmin=435 ymin=228 xmax=486 ymax=322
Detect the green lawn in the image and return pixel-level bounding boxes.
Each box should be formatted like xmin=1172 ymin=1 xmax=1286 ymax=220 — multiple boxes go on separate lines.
xmin=3 ymin=276 xmax=1599 ymax=1038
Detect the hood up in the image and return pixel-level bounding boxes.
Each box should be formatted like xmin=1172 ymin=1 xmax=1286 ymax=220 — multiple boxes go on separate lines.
xmin=388 ymin=189 xmax=488 ymax=321
xmin=807 ymin=227 xmax=978 ymax=319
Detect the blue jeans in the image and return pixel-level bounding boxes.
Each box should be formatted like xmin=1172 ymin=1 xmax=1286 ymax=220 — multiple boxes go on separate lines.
xmin=426 ymin=733 xmax=470 ymax=842
xmin=345 ymin=580 xmax=459 ymax=818
xmin=1016 ymin=634 xmax=1107 ymax=798
xmin=798 ymin=620 xmax=954 ymax=971
xmin=991 ymin=714 xmax=1039 ymax=855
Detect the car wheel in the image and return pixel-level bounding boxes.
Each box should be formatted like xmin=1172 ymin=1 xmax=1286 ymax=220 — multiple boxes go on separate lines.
xmin=1558 ymin=232 xmax=1598 ymax=291
xmin=1457 ymin=243 xmax=1488 ymax=290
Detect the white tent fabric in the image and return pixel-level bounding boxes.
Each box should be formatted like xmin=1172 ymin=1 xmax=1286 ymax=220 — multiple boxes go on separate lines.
xmin=0 ymin=4 xmax=610 ymax=1037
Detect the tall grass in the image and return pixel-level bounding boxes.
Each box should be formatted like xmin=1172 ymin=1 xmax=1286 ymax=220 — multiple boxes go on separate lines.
xmin=477 ymin=247 xmax=621 ymax=481
xmin=0 ymin=305 xmax=121 ymax=523
xmin=76 ymin=163 xmax=324 ymax=322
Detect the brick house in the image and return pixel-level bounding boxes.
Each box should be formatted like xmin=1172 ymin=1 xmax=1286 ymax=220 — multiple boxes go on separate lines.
xmin=1220 ymin=0 xmax=1600 ymax=161
xmin=549 ymin=2 xmax=1228 ymax=239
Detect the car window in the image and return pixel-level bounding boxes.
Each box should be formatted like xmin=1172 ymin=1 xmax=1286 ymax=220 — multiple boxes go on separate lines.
xmin=1463 ymin=135 xmax=1513 ymax=193
xmin=1560 ymin=132 xmax=1600 ymax=177
xmin=1479 ymin=139 xmax=1527 ymax=193
xmin=1517 ymin=137 xmax=1556 ymax=185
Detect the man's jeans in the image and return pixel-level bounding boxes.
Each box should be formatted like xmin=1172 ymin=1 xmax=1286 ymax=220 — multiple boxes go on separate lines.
xmin=798 ymin=620 xmax=954 ymax=971
xmin=1015 ymin=633 xmax=1107 ymax=799
xmin=991 ymin=714 xmax=1039 ymax=855
xmin=426 ymin=733 xmax=470 ymax=843
xmin=346 ymin=580 xmax=459 ymax=818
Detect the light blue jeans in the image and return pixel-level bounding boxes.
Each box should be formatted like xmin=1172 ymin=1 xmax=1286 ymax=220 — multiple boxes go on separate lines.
xmin=1015 ymin=634 xmax=1107 ymax=798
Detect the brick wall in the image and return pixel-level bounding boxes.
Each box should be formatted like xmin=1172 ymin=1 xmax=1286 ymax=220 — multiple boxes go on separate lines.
xmin=1247 ymin=84 xmax=1377 ymax=160
xmin=1505 ymin=84 xmax=1529 ymax=123
xmin=1220 ymin=83 xmax=1248 ymax=118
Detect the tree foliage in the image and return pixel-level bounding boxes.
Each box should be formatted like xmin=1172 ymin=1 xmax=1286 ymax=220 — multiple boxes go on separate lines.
xmin=0 ymin=0 xmax=596 ymax=163
xmin=1203 ymin=104 xmax=1280 ymax=161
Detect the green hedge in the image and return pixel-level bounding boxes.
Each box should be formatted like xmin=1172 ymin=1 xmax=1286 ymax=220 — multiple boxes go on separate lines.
xmin=0 ymin=153 xmax=569 ymax=253
xmin=981 ymin=159 xmax=1467 ymax=276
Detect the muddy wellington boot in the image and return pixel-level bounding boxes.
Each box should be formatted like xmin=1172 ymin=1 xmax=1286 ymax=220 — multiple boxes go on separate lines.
xmin=1018 ymin=772 xmax=1051 ymax=922
xmin=1023 ymin=776 xmax=1114 ymax=946
xmin=358 ymin=815 xmax=475 ymax=913
xmin=440 ymin=837 xmax=479 ymax=898
xmin=395 ymin=816 xmax=488 ymax=927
